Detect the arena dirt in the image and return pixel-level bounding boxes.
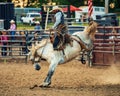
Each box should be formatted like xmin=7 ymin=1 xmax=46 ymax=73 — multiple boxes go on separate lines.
xmin=0 ymin=59 xmax=120 ymax=96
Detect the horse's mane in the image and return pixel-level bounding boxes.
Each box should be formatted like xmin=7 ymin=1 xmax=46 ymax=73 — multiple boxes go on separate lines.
xmin=84 ymin=21 xmax=98 ymax=40
xmin=35 ymin=39 xmax=49 ymax=50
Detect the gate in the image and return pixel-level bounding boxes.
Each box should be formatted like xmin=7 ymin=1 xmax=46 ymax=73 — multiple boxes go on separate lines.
xmin=92 ymin=26 xmax=120 ymax=65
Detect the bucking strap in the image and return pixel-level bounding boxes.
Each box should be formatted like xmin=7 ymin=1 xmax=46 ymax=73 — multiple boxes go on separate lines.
xmin=72 ymin=35 xmax=92 ymax=51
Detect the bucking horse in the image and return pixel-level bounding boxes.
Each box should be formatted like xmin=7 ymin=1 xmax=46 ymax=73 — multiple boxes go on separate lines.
xmin=28 ymin=21 xmax=98 ymax=88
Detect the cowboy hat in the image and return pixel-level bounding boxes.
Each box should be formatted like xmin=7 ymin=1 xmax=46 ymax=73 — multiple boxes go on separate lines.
xmin=35 ymin=21 xmax=40 ymax=24
xmin=10 ymin=20 xmax=15 ymax=23
xmin=50 ymin=6 xmax=63 ymax=12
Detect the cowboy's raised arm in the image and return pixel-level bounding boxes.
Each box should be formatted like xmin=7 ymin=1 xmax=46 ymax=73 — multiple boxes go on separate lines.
xmin=52 ymin=12 xmax=62 ymax=29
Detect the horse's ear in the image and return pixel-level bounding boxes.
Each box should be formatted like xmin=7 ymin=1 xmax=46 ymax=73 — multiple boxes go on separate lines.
xmin=32 ymin=43 xmax=35 ymax=48
xmin=27 ymin=46 xmax=31 ymax=51
xmin=35 ymin=41 xmax=39 ymax=46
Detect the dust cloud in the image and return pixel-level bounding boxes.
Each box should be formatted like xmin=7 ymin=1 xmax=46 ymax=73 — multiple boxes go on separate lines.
xmin=99 ymin=64 xmax=120 ymax=85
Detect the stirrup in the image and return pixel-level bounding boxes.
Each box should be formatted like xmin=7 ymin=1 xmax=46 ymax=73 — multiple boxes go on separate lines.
xmin=53 ymin=48 xmax=59 ymax=50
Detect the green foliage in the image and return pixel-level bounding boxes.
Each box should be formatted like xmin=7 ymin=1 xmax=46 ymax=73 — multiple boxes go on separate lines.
xmin=0 ymin=0 xmax=7 ymax=2
xmin=93 ymin=0 xmax=105 ymax=6
xmin=39 ymin=0 xmax=48 ymax=6
xmin=37 ymin=0 xmax=105 ymax=7
xmin=52 ymin=0 xmax=84 ymax=7
xmin=17 ymin=23 xmax=34 ymax=30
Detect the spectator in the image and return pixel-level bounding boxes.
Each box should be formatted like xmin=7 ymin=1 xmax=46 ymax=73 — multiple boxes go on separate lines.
xmin=34 ymin=21 xmax=42 ymax=41
xmin=9 ymin=20 xmax=16 ymax=41
xmin=0 ymin=30 xmax=8 ymax=56
xmin=34 ymin=21 xmax=41 ymax=31
xmin=8 ymin=20 xmax=16 ymax=56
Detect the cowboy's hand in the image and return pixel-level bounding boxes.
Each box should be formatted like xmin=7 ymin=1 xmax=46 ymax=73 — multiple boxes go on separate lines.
xmin=49 ymin=28 xmax=54 ymax=31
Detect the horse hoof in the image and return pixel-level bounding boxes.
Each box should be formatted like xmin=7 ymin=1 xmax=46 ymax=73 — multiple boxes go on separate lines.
xmin=81 ymin=60 xmax=86 ymax=64
xmin=39 ymin=82 xmax=51 ymax=88
xmin=33 ymin=63 xmax=41 ymax=71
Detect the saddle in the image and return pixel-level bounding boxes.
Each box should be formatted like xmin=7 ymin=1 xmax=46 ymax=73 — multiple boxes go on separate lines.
xmin=50 ymin=33 xmax=72 ymax=50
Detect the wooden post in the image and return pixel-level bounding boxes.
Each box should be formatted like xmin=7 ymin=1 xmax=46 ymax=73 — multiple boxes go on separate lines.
xmin=44 ymin=7 xmax=50 ymax=31
xmin=67 ymin=5 xmax=71 ymax=25
xmin=105 ymin=0 xmax=109 ymax=13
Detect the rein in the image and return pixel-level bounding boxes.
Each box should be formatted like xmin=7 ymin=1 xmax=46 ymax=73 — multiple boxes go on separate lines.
xmin=33 ymin=39 xmax=48 ymax=63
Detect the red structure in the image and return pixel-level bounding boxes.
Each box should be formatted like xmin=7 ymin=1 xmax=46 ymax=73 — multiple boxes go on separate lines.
xmin=93 ymin=26 xmax=120 ymax=65
xmin=88 ymin=0 xmax=93 ymax=17
xmin=62 ymin=5 xmax=82 ymax=12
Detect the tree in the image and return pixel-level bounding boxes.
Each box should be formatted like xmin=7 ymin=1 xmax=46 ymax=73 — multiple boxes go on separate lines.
xmin=0 ymin=0 xmax=9 ymax=2
xmin=52 ymin=0 xmax=84 ymax=7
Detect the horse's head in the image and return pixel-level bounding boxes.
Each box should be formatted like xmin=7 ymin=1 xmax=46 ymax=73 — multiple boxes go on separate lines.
xmin=27 ymin=42 xmax=41 ymax=71
xmin=28 ymin=39 xmax=47 ymax=70
xmin=28 ymin=43 xmax=36 ymax=62
xmin=29 ymin=40 xmax=47 ymax=70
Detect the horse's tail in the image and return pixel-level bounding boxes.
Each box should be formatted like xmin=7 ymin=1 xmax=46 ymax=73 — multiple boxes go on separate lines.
xmin=85 ymin=21 xmax=98 ymax=40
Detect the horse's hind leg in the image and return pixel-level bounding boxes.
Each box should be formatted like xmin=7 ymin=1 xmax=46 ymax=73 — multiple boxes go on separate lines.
xmin=80 ymin=50 xmax=86 ymax=64
xmin=87 ymin=50 xmax=93 ymax=67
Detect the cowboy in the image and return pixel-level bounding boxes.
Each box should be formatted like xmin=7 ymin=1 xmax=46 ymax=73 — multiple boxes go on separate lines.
xmin=50 ymin=6 xmax=68 ymax=50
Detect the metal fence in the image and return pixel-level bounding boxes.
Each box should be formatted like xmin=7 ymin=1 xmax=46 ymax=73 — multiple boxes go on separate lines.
xmin=0 ymin=30 xmax=48 ymax=63
xmin=93 ymin=26 xmax=120 ymax=65
xmin=0 ymin=27 xmax=85 ymax=63
xmin=0 ymin=20 xmax=4 ymax=30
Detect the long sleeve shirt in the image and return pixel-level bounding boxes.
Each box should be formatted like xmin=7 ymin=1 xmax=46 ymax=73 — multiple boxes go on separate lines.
xmin=0 ymin=35 xmax=8 ymax=44
xmin=10 ymin=24 xmax=16 ymax=31
xmin=52 ymin=12 xmax=62 ymax=29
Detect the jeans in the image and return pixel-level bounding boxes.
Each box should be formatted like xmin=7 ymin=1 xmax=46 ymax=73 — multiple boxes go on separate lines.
xmin=1 ymin=43 xmax=7 ymax=56
xmin=10 ymin=31 xmax=15 ymax=41
xmin=53 ymin=35 xmax=60 ymax=49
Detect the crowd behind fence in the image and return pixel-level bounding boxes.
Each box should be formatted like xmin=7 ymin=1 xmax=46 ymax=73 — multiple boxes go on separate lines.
xmin=0 ymin=30 xmax=49 ymax=62
xmin=0 ymin=27 xmax=84 ymax=62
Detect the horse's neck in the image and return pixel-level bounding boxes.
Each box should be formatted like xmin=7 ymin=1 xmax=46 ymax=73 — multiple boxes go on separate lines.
xmin=37 ymin=43 xmax=53 ymax=61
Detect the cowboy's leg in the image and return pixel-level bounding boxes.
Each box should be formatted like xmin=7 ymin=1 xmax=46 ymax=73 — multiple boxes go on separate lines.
xmin=53 ymin=34 xmax=60 ymax=49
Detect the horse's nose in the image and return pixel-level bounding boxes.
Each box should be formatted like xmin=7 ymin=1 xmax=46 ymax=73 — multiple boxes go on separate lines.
xmin=30 ymin=58 xmax=33 ymax=61
xmin=30 ymin=58 xmax=34 ymax=64
xmin=30 ymin=58 xmax=34 ymax=62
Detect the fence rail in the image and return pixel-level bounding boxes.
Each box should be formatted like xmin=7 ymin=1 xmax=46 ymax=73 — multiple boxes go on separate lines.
xmin=0 ymin=30 xmax=48 ymax=63
xmin=93 ymin=26 xmax=120 ymax=65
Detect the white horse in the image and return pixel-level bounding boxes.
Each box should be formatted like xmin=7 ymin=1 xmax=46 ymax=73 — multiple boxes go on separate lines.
xmin=28 ymin=21 xmax=98 ymax=87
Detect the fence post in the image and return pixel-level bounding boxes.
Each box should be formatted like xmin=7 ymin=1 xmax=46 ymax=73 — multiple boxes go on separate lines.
xmin=25 ymin=30 xmax=28 ymax=64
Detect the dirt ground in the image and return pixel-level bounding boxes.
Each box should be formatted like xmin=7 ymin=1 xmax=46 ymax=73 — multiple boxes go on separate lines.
xmin=0 ymin=59 xmax=120 ymax=96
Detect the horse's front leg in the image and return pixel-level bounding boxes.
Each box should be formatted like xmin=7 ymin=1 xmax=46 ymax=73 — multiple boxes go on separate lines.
xmin=40 ymin=61 xmax=58 ymax=87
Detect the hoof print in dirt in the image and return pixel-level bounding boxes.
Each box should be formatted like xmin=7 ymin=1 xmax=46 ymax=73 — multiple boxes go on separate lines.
xmin=29 ymin=84 xmax=38 ymax=89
